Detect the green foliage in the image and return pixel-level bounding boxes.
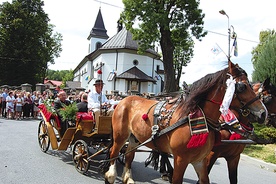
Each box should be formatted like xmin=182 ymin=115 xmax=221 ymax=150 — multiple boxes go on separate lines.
xmin=0 ymin=0 xmax=62 ymax=86
xmin=46 ymin=69 xmax=73 ymax=81
xmin=121 ymin=0 xmax=206 ymax=92
xmin=252 ymin=29 xmax=276 ymax=84
xmin=258 ymin=127 xmax=276 ymax=140
xmin=243 ymin=123 xmax=276 ymax=164
xmin=58 ymin=102 xmax=78 ymax=121
xmin=61 ymin=70 xmax=74 ymax=88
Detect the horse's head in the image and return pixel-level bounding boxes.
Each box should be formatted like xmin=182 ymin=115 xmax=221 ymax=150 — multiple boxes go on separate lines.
xmin=252 ymin=78 xmax=276 ymax=127
xmin=228 ymin=61 xmax=268 ymax=124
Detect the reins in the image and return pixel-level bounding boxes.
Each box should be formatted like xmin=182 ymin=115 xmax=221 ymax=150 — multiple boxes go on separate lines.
xmin=97 ymin=116 xmax=189 ymax=163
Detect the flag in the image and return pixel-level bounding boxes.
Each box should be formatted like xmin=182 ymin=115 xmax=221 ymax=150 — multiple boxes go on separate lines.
xmin=85 ymin=75 xmax=90 ymax=81
xmin=211 ymin=44 xmax=222 ymax=55
xmin=233 ymin=37 xmax=238 ymax=57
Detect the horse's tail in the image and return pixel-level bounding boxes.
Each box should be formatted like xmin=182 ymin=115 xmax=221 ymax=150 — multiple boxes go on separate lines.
xmin=145 ymin=150 xmax=160 ymax=170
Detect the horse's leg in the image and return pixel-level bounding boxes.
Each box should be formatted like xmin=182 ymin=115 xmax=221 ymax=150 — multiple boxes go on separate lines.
xmin=206 ymin=151 xmax=219 ymax=174
xmin=160 ymin=153 xmax=173 ymax=183
xmin=192 ymin=158 xmax=210 ymax=184
xmin=121 ymin=135 xmax=139 ymax=184
xmin=226 ymin=155 xmax=240 ymax=184
xmin=172 ymin=155 xmax=188 ymax=184
xmin=105 ymin=133 xmax=130 ymax=183
xmin=105 ymin=143 xmax=121 ymax=183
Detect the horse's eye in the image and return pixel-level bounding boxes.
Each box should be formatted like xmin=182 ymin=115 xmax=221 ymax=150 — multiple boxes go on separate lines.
xmin=235 ymin=82 xmax=246 ymax=93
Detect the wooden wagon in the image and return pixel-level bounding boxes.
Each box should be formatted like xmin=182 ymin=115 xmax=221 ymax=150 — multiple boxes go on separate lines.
xmin=37 ymin=104 xmax=113 ymax=173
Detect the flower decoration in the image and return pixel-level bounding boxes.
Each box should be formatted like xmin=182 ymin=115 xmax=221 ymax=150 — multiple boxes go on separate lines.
xmin=97 ymin=69 xmax=102 ymax=74
xmin=142 ymin=113 xmax=149 ymax=121
xmin=44 ymin=99 xmax=57 ymax=116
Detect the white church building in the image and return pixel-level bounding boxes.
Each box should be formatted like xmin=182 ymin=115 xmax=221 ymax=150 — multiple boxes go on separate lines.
xmin=73 ymin=9 xmax=164 ymax=96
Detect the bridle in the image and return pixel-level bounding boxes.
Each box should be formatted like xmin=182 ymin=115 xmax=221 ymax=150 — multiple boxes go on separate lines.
xmin=207 ymin=75 xmax=260 ymax=118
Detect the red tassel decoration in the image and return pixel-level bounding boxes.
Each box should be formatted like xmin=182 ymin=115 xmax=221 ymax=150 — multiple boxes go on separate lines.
xmin=142 ymin=114 xmax=149 ymax=121
xmin=187 ymin=133 xmax=209 ymax=148
xmin=230 ymin=133 xmax=243 ymax=140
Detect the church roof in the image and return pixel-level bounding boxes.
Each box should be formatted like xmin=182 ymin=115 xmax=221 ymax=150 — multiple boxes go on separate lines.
xmin=116 ymin=66 xmax=156 ymax=83
xmin=100 ymin=28 xmax=159 ymax=56
xmin=87 ymin=8 xmax=109 ymax=40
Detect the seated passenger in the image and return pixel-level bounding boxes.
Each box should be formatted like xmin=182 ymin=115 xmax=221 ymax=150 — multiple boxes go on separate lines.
xmin=54 ymin=91 xmax=71 ymax=137
xmin=76 ymin=93 xmax=88 ymax=112
xmin=88 ymin=79 xmax=113 ymax=123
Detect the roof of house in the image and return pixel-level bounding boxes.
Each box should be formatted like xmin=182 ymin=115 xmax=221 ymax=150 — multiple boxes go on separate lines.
xmin=66 ymin=81 xmax=81 ymax=89
xmin=116 ymin=66 xmax=156 ymax=83
xmin=44 ymin=80 xmax=62 ymax=87
xmin=87 ymin=8 xmax=109 ymax=40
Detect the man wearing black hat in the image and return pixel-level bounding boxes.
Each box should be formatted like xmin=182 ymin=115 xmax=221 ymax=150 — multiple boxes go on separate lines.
xmin=87 ymin=79 xmax=111 ymax=123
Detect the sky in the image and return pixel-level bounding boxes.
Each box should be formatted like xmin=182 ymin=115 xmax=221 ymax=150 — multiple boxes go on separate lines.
xmin=0 ymin=0 xmax=275 ymax=84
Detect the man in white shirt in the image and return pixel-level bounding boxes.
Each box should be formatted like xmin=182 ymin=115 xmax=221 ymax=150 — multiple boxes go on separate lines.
xmin=88 ymin=79 xmax=112 ymax=123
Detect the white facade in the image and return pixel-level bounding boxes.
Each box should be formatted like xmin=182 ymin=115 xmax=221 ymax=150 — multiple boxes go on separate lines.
xmin=73 ymin=9 xmax=164 ymax=96
xmin=74 ymin=50 xmax=164 ymax=95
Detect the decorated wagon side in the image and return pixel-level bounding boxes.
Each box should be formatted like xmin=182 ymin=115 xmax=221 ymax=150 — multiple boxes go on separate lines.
xmin=37 ymin=101 xmax=113 ymax=174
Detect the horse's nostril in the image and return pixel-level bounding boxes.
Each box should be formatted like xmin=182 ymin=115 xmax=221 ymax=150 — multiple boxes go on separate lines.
xmin=258 ymin=112 xmax=267 ymax=124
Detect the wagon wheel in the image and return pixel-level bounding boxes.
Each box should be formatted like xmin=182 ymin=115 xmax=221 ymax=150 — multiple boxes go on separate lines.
xmin=38 ymin=120 xmax=50 ymax=152
xmin=72 ymin=140 xmax=90 ymax=174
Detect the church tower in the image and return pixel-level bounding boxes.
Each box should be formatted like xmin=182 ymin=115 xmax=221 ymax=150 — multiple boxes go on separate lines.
xmin=87 ymin=8 xmax=109 ymax=53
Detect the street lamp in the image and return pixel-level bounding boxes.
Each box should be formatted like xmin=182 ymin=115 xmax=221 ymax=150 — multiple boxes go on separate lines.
xmin=219 ymin=9 xmax=231 ymax=60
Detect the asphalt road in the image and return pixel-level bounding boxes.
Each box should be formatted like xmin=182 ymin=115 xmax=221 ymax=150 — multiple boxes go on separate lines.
xmin=0 ymin=118 xmax=275 ymax=184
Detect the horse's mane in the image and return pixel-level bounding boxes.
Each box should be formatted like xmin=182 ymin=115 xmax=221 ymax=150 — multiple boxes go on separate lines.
xmin=177 ymin=64 xmax=248 ymax=119
xmin=186 ymin=68 xmax=228 ymax=110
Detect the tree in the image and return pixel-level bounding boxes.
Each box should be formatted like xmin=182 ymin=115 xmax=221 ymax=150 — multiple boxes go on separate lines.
xmin=60 ymin=70 xmax=74 ymax=88
xmin=0 ymin=0 xmax=62 ymax=86
xmin=121 ymin=0 xmax=206 ymax=92
xmin=252 ymin=29 xmax=276 ymax=84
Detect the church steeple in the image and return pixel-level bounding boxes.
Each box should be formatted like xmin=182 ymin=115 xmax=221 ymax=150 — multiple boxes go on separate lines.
xmin=87 ymin=8 xmax=109 ymax=40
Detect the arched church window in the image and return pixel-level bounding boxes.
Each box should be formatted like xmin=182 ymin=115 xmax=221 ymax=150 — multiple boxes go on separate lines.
xmin=96 ymin=42 xmax=102 ymax=50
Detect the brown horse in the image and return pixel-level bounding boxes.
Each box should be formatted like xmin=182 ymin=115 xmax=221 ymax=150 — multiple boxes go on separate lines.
xmin=205 ymin=77 xmax=276 ymax=184
xmin=104 ymin=61 xmax=267 ymax=184
xmin=206 ymin=110 xmax=254 ymax=184
xmin=252 ymin=78 xmax=276 ymax=128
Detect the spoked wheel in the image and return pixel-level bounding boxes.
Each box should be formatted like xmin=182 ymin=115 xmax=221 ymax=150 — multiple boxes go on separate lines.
xmin=38 ymin=120 xmax=50 ymax=152
xmin=72 ymin=140 xmax=90 ymax=174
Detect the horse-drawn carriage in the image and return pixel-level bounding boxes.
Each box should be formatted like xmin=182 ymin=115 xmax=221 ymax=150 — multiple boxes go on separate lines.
xmin=37 ymin=61 xmax=275 ymax=184
xmin=37 ymin=103 xmax=114 ymax=174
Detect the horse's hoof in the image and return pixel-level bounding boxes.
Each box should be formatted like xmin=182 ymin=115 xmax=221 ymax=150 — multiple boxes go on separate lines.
xmin=105 ymin=173 xmax=116 ymax=184
xmin=161 ymin=174 xmax=169 ymax=181
xmin=105 ymin=178 xmax=111 ymax=184
xmin=126 ymin=178 xmax=135 ymax=184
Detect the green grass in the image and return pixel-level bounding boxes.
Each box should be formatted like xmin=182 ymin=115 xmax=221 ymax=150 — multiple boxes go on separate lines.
xmin=243 ymin=144 xmax=276 ymax=164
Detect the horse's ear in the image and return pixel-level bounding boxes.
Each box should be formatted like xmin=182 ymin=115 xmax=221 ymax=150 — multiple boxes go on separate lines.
xmin=228 ymin=60 xmax=235 ymax=74
xmin=263 ymin=77 xmax=270 ymax=88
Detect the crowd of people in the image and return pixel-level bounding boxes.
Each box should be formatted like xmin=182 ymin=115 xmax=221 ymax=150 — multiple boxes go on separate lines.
xmin=0 ymin=80 xmax=122 ymax=122
xmin=0 ymin=89 xmax=47 ymax=120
